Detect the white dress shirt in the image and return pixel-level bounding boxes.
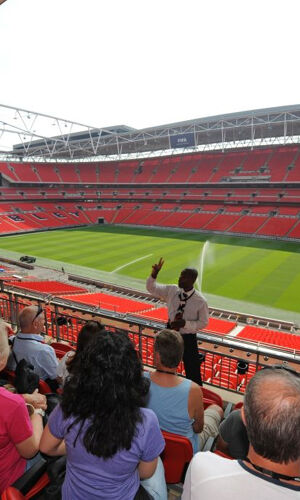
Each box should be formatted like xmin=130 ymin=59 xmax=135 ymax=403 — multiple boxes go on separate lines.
xmin=146 ymin=276 xmax=209 ymax=334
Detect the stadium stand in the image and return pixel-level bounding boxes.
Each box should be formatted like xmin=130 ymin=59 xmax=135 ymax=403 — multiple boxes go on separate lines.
xmin=10 ymin=281 xmax=86 ymax=295
xmin=61 ymin=292 xmax=155 ymax=314
xmin=0 ymin=145 xmax=300 ymax=240
xmin=237 ymin=325 xmax=300 ymax=350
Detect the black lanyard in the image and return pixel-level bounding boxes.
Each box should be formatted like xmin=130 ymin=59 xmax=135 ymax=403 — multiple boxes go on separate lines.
xmin=244 ymin=457 xmax=300 ymax=483
xmin=177 ymin=290 xmax=195 ymax=314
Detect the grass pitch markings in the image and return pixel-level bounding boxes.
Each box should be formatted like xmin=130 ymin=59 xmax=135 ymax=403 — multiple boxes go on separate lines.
xmin=112 ymin=254 xmax=153 ymax=273
xmin=1 ymin=225 xmax=300 ymax=314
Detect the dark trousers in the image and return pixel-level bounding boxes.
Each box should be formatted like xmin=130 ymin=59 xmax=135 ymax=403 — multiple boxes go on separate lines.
xmin=182 ymin=333 xmax=202 ymax=386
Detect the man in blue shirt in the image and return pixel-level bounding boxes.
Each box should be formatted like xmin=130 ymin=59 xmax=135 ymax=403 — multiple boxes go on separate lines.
xmin=7 ymin=305 xmax=58 ymax=387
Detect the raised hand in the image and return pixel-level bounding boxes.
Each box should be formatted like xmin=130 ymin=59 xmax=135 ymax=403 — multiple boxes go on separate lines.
xmin=151 ymin=257 xmax=164 ymax=279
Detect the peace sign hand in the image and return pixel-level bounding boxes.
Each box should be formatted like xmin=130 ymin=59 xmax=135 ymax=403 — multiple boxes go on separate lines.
xmin=151 ymin=257 xmax=164 ymax=279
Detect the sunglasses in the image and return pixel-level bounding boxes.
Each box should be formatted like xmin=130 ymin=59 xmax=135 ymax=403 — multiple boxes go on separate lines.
xmin=32 ymin=304 xmax=43 ymax=322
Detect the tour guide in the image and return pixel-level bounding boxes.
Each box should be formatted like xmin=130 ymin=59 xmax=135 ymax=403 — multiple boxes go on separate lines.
xmin=146 ymin=258 xmax=209 ymax=385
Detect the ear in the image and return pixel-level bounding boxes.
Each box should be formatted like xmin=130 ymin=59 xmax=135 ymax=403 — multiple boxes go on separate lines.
xmin=153 ymin=349 xmax=160 ymax=366
xmin=240 ymin=405 xmax=246 ymax=426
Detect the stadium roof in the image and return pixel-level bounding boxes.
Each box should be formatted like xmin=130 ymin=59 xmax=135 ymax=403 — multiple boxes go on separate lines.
xmin=1 ymin=103 xmax=300 ymax=161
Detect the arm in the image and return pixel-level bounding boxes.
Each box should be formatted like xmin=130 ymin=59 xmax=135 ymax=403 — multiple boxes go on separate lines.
xmin=188 ymin=382 xmax=204 ymax=434
xmin=56 ymin=351 xmax=74 ymax=383
xmin=16 ymin=412 xmax=43 ymax=459
xmin=0 ymin=320 xmax=10 ymax=370
xmin=146 ymin=258 xmax=170 ymax=300
xmin=138 ymin=457 xmax=158 ymax=479
xmin=215 ymin=434 xmax=230 ymax=455
xmin=22 ymin=390 xmax=47 ymax=411
xmin=39 ymin=423 xmax=66 ymax=456
xmin=39 ymin=347 xmax=59 ymax=381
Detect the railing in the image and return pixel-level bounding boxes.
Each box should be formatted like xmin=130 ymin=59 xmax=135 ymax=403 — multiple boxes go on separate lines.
xmin=1 ymin=289 xmax=299 ymax=396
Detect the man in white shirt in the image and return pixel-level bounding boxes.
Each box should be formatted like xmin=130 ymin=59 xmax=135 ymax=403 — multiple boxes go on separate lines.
xmin=182 ymin=366 xmax=300 ymax=499
xmin=146 ymin=258 xmax=209 ymax=385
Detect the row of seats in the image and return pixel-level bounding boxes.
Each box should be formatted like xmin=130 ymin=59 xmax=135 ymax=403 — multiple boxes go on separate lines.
xmin=1 ymin=146 xmax=300 ymax=184
xmin=1 ymin=186 xmax=300 ymax=202
xmin=237 ymin=325 xmax=300 ymax=350
xmin=1 ymin=201 xmax=300 ymax=237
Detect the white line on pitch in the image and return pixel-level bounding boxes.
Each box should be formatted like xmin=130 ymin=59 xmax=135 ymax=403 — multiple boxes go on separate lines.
xmin=111 ymin=253 xmax=153 ymax=273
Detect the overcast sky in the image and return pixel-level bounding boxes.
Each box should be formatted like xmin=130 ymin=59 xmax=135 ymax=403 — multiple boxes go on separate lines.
xmin=1 ymin=0 xmax=300 ymax=130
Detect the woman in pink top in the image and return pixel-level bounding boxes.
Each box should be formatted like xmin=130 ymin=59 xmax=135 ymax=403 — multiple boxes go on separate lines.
xmin=0 ymin=320 xmax=44 ymax=494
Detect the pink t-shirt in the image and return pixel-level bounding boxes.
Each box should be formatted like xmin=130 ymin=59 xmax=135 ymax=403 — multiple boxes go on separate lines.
xmin=0 ymin=388 xmax=33 ymax=494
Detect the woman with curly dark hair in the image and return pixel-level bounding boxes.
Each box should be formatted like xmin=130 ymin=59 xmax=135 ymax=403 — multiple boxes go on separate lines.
xmin=40 ymin=330 xmax=167 ymax=500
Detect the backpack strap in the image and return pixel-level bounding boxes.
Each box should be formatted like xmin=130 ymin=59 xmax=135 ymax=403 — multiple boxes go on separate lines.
xmin=10 ymin=336 xmax=18 ymax=366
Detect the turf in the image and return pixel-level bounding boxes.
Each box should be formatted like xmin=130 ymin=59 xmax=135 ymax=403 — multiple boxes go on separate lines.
xmin=0 ymin=225 xmax=300 ymax=315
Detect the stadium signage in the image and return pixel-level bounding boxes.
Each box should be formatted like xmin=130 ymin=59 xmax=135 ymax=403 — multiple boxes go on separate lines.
xmin=170 ymin=132 xmax=195 ymax=149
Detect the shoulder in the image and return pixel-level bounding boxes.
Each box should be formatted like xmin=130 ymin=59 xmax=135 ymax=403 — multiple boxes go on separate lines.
xmin=191 ymin=451 xmax=237 ymax=472
xmin=194 ymin=290 xmax=208 ymax=303
xmin=48 ymin=404 xmax=66 ymax=430
xmin=0 ymin=388 xmax=27 ymax=419
xmin=188 ymin=381 xmax=203 ymax=407
xmin=0 ymin=387 xmax=25 ymax=408
xmin=221 ymin=409 xmax=242 ymax=425
xmin=189 ymin=380 xmax=202 ymax=397
xmin=39 ymin=343 xmax=57 ymax=358
xmin=140 ymin=407 xmax=160 ymax=427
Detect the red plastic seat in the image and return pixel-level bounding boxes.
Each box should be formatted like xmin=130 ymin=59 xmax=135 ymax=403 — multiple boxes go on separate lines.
xmin=38 ymin=379 xmax=52 ymax=394
xmin=50 ymin=341 xmax=75 ymax=359
xmin=1 ymin=368 xmax=52 ymax=395
xmin=161 ymin=430 xmax=193 ymax=483
xmin=1 ymin=487 xmax=24 ymax=500
xmin=1 ymin=470 xmax=49 ymax=499
xmin=202 ymin=387 xmax=223 ymax=409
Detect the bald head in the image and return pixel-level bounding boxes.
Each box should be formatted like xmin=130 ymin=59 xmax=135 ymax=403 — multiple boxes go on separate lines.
xmin=19 ymin=305 xmax=44 ymax=334
xmin=244 ymin=367 xmax=300 ymax=463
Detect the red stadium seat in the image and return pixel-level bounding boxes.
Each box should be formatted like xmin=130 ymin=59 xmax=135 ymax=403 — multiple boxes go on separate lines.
xmin=202 ymin=387 xmax=223 ymax=409
xmin=160 ymin=430 xmax=193 ymax=484
xmin=1 ymin=459 xmax=49 ymax=500
xmin=50 ymin=341 xmax=75 ymax=359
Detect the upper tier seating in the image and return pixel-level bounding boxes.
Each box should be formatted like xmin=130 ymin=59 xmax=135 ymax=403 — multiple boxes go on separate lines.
xmin=0 ymin=145 xmax=299 ymax=239
xmin=1 ymin=146 xmax=299 ymax=184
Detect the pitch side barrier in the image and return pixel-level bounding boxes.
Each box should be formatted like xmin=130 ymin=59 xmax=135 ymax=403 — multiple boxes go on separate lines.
xmin=0 ymin=289 xmax=299 ymax=396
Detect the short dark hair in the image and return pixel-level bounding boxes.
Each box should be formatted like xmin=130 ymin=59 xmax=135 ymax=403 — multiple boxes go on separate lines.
xmin=182 ymin=268 xmax=198 ymax=283
xmin=154 ymin=329 xmax=184 ymax=368
xmin=244 ymin=367 xmax=300 ymax=463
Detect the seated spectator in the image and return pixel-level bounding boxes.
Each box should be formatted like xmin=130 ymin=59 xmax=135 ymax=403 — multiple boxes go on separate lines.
xmin=7 ymin=305 xmax=59 ymax=389
xmin=216 ymin=408 xmax=249 ymax=459
xmin=145 ymin=329 xmax=223 ymax=453
xmin=0 ymin=318 xmax=46 ymax=410
xmin=0 ymin=320 xmax=44 ymax=495
xmin=57 ymin=321 xmax=105 ymax=384
xmin=182 ymin=366 xmax=300 ymax=499
xmin=40 ymin=331 xmax=167 ymax=500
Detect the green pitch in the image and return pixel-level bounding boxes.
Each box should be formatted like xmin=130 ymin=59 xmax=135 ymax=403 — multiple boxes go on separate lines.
xmin=0 ymin=225 xmax=300 ymax=317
